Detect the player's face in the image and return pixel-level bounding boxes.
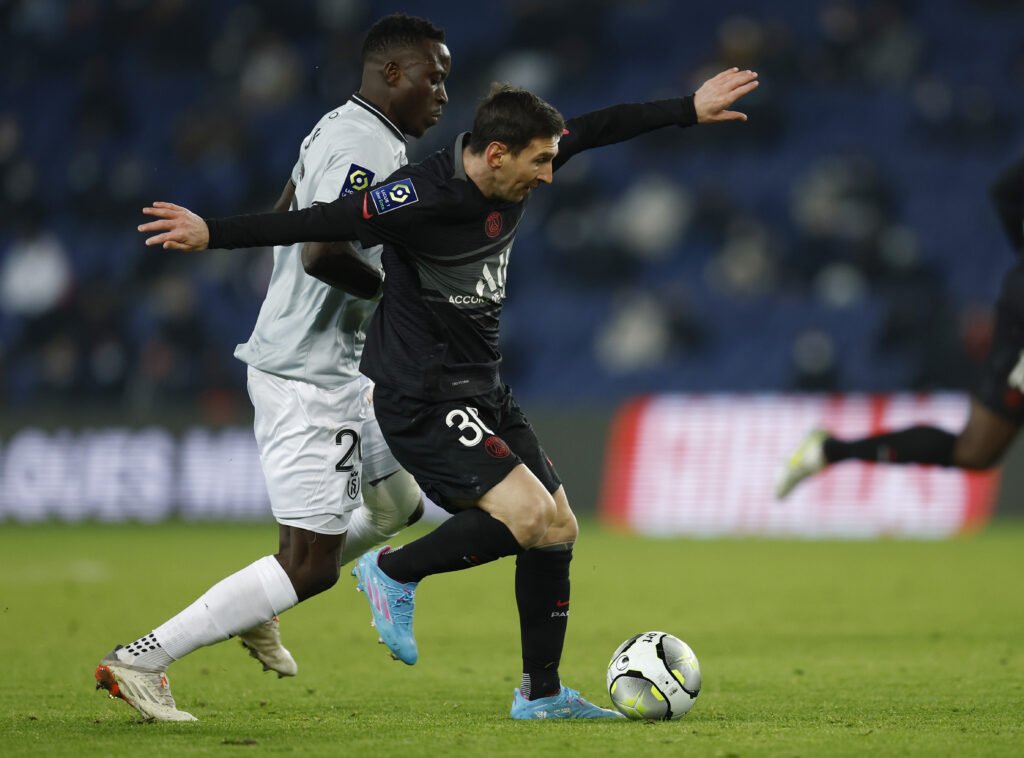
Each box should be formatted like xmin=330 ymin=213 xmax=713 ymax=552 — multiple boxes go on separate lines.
xmin=495 ymin=135 xmax=560 ymax=202
xmin=392 ymin=40 xmax=451 ymax=138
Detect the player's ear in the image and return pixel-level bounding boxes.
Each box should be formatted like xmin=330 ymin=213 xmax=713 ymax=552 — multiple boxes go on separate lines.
xmin=383 ymin=60 xmax=402 ymax=86
xmin=485 ymin=142 xmax=508 ymax=170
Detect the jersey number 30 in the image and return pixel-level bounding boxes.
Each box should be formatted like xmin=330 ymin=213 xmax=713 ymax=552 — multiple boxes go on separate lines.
xmin=445 ymin=407 xmax=495 ymax=447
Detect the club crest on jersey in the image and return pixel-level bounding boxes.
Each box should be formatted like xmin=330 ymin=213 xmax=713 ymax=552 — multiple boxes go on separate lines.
xmin=484 ymin=211 xmax=503 ymax=238
xmin=484 ymin=435 xmax=511 ymax=459
xmin=340 ymin=164 xmax=375 ymax=197
xmin=370 ymin=178 xmax=419 ymax=214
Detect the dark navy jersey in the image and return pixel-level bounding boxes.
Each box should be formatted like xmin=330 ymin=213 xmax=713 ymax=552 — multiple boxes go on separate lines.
xmin=990 ymin=157 xmax=1024 ymax=318
xmin=207 ymin=97 xmax=698 ymax=399
xmin=991 ymin=155 xmax=1024 ymax=259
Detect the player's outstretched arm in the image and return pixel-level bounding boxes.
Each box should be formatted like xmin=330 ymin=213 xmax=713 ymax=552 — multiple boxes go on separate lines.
xmin=693 ymin=67 xmax=759 ymax=123
xmin=139 ymin=202 xmax=210 ymax=251
xmin=553 ymin=67 xmax=759 ymax=170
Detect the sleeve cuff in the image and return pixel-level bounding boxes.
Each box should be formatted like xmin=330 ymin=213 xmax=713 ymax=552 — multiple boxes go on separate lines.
xmin=680 ymin=95 xmax=698 ymax=127
xmin=204 ymin=217 xmax=222 ymax=250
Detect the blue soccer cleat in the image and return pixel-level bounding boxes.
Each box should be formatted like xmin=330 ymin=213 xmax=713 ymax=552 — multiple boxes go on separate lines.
xmin=352 ymin=547 xmax=419 ymax=665
xmin=510 ymin=685 xmax=626 ymax=720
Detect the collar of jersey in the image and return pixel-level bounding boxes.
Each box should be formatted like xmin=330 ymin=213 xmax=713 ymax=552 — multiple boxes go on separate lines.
xmin=453 ymin=132 xmax=470 ymax=180
xmin=349 ymin=94 xmax=407 ymax=144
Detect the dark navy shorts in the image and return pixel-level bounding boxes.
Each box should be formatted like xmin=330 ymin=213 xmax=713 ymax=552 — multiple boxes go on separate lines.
xmin=372 ymin=383 xmax=562 ymax=512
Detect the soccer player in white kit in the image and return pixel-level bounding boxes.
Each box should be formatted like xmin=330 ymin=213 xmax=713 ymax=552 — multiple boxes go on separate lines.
xmin=94 ymin=15 xmax=451 ymax=722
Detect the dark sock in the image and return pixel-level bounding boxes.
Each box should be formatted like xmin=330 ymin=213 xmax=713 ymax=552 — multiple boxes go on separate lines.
xmin=378 ymin=507 xmax=522 ymax=584
xmin=824 ymin=426 xmax=955 ymax=466
xmin=516 ymin=544 xmax=572 ymax=701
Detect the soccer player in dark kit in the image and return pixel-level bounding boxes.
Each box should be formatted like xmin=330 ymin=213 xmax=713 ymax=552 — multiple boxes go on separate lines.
xmin=776 ymin=154 xmax=1024 ymax=499
xmin=139 ymin=68 xmax=759 ymax=718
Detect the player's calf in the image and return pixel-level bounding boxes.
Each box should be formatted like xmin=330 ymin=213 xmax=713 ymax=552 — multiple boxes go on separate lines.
xmin=275 ymin=528 xmax=344 ymax=601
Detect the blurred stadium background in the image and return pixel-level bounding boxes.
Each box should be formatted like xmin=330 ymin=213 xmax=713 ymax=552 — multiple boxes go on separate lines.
xmin=2 ymin=0 xmax=1024 ymax=529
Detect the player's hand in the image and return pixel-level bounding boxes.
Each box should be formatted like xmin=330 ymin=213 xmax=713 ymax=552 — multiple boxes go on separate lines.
xmin=693 ymin=67 xmax=759 ymax=124
xmin=138 ymin=202 xmax=210 ymax=251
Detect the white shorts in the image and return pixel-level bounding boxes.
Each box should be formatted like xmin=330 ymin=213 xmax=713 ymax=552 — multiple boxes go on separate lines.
xmin=246 ymin=366 xmax=401 ymax=535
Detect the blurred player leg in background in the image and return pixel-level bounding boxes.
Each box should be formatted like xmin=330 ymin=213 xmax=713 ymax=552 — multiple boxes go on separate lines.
xmin=777 ymin=152 xmax=1024 ymax=499
xmin=775 ymin=397 xmax=1020 ymax=499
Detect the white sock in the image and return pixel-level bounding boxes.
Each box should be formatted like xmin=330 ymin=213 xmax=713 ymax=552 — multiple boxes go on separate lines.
xmin=338 ymin=506 xmax=394 ymax=566
xmin=123 ymin=556 xmax=298 ymax=671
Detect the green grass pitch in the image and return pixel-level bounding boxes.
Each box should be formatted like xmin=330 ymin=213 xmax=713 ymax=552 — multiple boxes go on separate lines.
xmin=1 ymin=519 xmax=1022 ymax=756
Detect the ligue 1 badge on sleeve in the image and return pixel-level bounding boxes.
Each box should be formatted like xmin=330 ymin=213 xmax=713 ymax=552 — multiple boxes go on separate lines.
xmin=370 ymin=178 xmax=419 ymax=214
xmin=341 ymin=164 xmax=375 ymax=197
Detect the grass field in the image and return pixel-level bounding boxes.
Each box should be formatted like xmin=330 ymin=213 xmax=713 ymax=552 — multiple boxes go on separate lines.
xmin=1 ymin=519 xmax=1022 ymax=756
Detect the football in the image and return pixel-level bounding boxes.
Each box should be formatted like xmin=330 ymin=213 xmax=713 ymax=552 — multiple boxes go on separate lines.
xmin=606 ymin=631 xmax=701 ymax=720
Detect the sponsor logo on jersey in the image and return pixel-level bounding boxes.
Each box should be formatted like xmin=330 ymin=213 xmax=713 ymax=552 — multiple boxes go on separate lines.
xmin=447 ymin=251 xmax=511 ymax=307
xmin=340 ymin=164 xmax=375 ymax=197
xmin=448 ymin=294 xmax=490 ymax=305
xmin=484 ymin=211 xmax=503 ymax=238
xmin=473 ymin=249 xmax=509 ymax=303
xmin=370 ymin=178 xmax=418 ymax=215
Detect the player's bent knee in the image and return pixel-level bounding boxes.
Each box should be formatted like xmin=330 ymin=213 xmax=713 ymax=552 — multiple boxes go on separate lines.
xmin=512 ymin=492 xmax=558 ymax=548
xmin=543 ymin=512 xmax=579 ymax=545
xmin=405 ymin=500 xmax=425 ymax=526
xmin=540 ymin=488 xmax=578 ymax=545
xmin=955 ymin=447 xmax=1004 ymax=470
xmin=277 ymin=549 xmax=341 ymax=600
xmin=954 ymin=435 xmax=1009 ymax=470
xmin=294 ymin=559 xmax=341 ymax=599
xmin=363 ymin=469 xmax=421 ymax=535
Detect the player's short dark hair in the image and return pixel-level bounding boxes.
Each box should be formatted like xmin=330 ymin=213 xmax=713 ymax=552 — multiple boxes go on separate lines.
xmin=361 ymin=14 xmax=445 ymax=62
xmin=467 ymin=84 xmax=565 ymax=156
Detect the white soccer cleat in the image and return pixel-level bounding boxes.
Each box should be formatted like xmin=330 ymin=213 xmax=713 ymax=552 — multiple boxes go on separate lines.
xmin=94 ymin=647 xmax=197 ymax=722
xmin=239 ymin=616 xmax=297 ymax=678
xmin=775 ymin=429 xmax=828 ymax=500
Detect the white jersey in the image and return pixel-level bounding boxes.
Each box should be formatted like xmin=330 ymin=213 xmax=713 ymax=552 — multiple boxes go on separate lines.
xmin=235 ymin=95 xmax=408 ymax=388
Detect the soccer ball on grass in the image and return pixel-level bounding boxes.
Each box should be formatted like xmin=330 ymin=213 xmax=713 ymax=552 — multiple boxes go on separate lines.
xmin=606 ymin=631 xmax=701 ymax=720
